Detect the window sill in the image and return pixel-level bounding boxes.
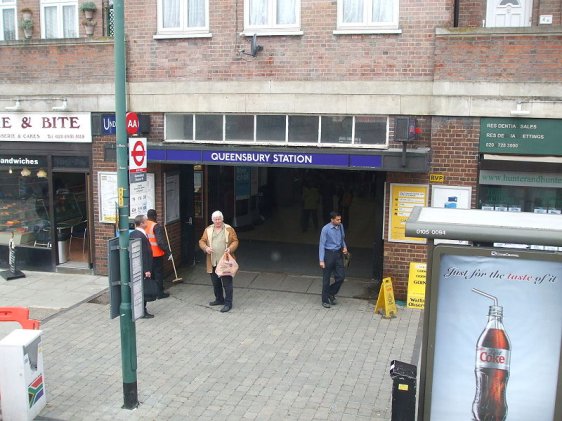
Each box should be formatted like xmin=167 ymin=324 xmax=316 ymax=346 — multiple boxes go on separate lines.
xmin=333 ymin=28 xmax=402 ymax=35
xmin=436 ymin=26 xmax=562 ymax=37
xmin=153 ymin=32 xmax=212 ymax=40
xmin=240 ymin=30 xmax=304 ymax=37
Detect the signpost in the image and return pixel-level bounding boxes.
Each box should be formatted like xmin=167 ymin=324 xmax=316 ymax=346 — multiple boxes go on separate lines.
xmin=115 ymin=0 xmax=138 ymax=409
xmin=128 ymin=239 xmax=144 ymax=321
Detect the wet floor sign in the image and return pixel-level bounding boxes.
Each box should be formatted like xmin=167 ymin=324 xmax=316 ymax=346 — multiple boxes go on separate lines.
xmin=375 ymin=277 xmax=397 ymax=318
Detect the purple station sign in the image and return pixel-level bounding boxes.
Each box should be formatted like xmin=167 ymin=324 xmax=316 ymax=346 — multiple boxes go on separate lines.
xmin=148 ymin=148 xmax=382 ymax=169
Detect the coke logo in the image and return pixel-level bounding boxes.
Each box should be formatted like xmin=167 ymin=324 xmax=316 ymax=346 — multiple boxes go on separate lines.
xmin=479 ymin=351 xmax=505 ymax=364
xmin=476 ymin=346 xmax=510 ymax=370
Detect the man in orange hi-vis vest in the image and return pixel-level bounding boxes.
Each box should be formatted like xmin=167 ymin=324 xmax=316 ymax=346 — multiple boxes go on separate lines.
xmin=146 ymin=209 xmax=172 ymax=299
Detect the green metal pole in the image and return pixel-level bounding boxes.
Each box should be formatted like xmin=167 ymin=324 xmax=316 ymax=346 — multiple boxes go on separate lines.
xmin=114 ymin=0 xmax=138 ymax=409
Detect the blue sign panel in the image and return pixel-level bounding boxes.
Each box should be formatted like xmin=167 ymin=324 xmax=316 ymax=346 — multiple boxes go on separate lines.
xmin=147 ymin=149 xmax=167 ymax=161
xmin=164 ymin=150 xmax=202 ymax=162
xmin=349 ymin=155 xmax=383 ymax=168
xmin=102 ymin=114 xmax=116 ymax=135
xmin=148 ymin=148 xmax=383 ymax=169
xmin=201 ymin=151 xmax=349 ymax=167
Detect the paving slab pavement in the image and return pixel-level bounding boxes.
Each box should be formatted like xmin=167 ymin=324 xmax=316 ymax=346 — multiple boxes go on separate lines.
xmin=1 ymin=267 xmax=422 ymax=420
xmin=0 ymin=271 xmax=108 ymax=338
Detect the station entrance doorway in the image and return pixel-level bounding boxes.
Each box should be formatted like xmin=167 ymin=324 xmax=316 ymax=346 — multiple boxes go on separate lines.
xmin=193 ymin=165 xmax=385 ymax=280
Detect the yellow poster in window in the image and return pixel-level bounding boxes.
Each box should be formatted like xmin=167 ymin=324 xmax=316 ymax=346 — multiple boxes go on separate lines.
xmin=407 ymin=262 xmax=426 ymax=309
xmin=388 ymin=183 xmax=429 ymax=243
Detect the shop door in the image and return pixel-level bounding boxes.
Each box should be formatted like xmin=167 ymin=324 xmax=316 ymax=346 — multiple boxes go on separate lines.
xmin=180 ymin=166 xmax=196 ymax=266
xmin=52 ymin=172 xmax=90 ymax=267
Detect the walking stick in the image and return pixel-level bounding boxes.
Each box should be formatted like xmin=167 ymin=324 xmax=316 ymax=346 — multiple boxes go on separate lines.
xmin=164 ymin=225 xmax=183 ymax=283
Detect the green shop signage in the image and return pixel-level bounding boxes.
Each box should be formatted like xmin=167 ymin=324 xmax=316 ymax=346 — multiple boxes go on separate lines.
xmin=480 ymin=118 xmax=562 ymax=155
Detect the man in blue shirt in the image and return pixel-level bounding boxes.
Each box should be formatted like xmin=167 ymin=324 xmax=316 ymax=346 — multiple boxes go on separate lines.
xmin=319 ymin=211 xmax=349 ymax=308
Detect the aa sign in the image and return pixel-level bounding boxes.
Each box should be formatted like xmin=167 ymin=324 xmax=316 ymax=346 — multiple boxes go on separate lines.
xmin=129 ymin=137 xmax=147 ymax=173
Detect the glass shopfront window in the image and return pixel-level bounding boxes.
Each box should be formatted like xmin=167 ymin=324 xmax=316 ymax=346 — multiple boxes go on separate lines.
xmin=478 ymin=168 xmax=562 ymax=250
xmin=479 ymin=170 xmax=562 ymax=214
xmin=479 ymin=184 xmax=561 ymax=214
xmin=0 ymin=167 xmax=52 ymax=263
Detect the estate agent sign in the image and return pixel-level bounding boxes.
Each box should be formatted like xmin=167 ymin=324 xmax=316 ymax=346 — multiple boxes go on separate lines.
xmin=480 ymin=118 xmax=562 ymax=155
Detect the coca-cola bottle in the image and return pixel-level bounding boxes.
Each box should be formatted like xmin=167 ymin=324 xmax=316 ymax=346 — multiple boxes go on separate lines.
xmin=471 ymin=288 xmax=511 ymax=421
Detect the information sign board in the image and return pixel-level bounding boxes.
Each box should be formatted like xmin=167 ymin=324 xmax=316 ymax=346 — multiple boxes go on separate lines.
xmin=480 ymin=118 xmax=562 ymax=155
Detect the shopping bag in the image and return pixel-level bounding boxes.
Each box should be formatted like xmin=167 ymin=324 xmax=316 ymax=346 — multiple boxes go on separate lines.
xmin=215 ymin=252 xmax=239 ymax=277
xmin=143 ymin=277 xmax=158 ymax=302
xmin=343 ymin=252 xmax=352 ymax=269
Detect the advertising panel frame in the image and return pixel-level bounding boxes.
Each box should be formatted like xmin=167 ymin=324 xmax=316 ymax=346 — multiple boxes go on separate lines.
xmin=419 ymin=244 xmax=562 ymax=421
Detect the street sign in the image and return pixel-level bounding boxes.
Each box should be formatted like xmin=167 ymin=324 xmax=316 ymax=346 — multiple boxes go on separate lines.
xmin=129 ymin=138 xmax=146 ymax=169
xmin=125 ymin=112 xmax=139 ymax=135
xmin=129 ymin=137 xmax=147 ymax=183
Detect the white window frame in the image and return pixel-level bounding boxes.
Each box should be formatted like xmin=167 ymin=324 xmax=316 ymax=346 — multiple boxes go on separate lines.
xmin=243 ymin=0 xmax=302 ymax=36
xmin=40 ymin=0 xmax=78 ymax=39
xmin=155 ymin=0 xmax=211 ymax=39
xmin=0 ymin=0 xmax=17 ymax=40
xmin=164 ymin=113 xmax=390 ymax=149
xmin=335 ymin=0 xmax=400 ymax=34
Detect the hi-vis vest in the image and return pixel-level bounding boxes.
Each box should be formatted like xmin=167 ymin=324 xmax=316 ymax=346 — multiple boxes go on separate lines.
xmin=145 ymin=220 xmax=165 ymax=257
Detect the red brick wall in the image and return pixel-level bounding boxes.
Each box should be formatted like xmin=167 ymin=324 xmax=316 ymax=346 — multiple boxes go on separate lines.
xmin=536 ymin=0 xmax=562 ymax=25
xmin=0 ymin=41 xmax=113 ymax=84
xmin=91 ymin=134 xmax=182 ymax=277
xmin=430 ymin=117 xmax=480 ymax=202
xmin=435 ymin=33 xmax=562 ymax=82
xmin=124 ymin=0 xmax=450 ymax=82
xmin=383 ymin=172 xmax=429 ymax=300
xmin=91 ymin=135 xmax=117 ymax=275
xmin=383 ymin=117 xmax=480 ymax=299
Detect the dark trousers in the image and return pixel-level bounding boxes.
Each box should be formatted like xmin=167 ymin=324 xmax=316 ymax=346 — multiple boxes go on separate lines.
xmin=211 ymin=267 xmax=233 ymax=307
xmin=322 ymin=249 xmax=345 ymax=303
xmin=152 ymin=255 xmax=165 ymax=296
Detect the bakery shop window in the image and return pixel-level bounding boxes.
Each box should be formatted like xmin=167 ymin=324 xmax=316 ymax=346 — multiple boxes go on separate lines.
xmin=0 ymin=167 xmax=50 ymax=248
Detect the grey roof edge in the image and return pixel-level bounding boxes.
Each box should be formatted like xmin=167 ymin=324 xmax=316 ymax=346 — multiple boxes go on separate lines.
xmin=405 ymin=207 xmax=562 ymax=247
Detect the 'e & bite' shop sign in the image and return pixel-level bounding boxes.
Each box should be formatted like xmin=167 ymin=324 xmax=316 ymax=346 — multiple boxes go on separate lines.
xmin=0 ymin=113 xmax=92 ymax=143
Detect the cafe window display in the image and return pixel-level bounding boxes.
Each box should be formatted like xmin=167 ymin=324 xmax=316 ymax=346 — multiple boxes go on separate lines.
xmin=0 ymin=167 xmax=50 ymax=248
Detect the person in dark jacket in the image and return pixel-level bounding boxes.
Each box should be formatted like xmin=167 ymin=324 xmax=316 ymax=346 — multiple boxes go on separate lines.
xmin=130 ymin=214 xmax=155 ymax=318
xmin=146 ymin=209 xmax=172 ymax=298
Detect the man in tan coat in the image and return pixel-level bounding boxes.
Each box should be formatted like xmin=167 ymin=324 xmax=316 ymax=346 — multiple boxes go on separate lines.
xmin=199 ymin=210 xmax=239 ymax=313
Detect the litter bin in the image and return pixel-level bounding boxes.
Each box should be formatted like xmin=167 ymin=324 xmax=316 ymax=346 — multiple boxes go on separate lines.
xmin=0 ymin=329 xmax=47 ymax=420
xmin=389 ymin=360 xmax=417 ymax=421
xmin=56 ymin=225 xmax=71 ymax=264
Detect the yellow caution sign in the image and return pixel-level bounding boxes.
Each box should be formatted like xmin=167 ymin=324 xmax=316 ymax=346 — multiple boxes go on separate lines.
xmin=407 ymin=262 xmax=427 ymax=309
xmin=375 ymin=277 xmax=397 ymax=318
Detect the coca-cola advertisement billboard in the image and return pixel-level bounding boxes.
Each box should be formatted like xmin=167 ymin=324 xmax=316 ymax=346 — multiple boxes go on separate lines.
xmin=422 ymin=246 xmax=562 ymax=421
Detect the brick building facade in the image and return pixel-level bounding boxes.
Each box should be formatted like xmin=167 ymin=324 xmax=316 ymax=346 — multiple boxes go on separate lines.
xmin=1 ymin=0 xmax=561 ymax=299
